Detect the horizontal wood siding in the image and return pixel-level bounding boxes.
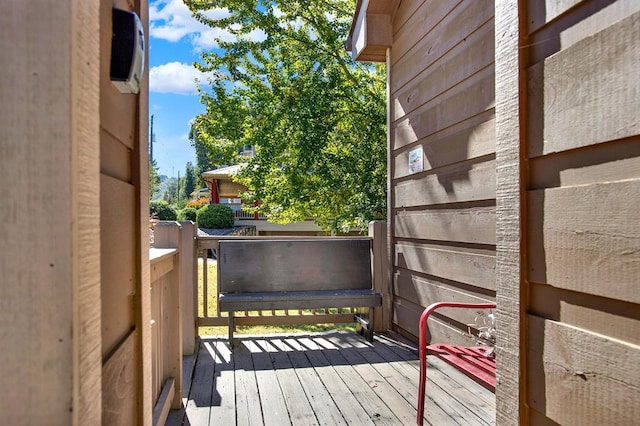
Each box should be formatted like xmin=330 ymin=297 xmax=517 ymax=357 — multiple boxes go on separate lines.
xmin=100 ymin=0 xmax=148 ymax=421
xmin=389 ymin=0 xmax=496 ymax=346
xmin=523 ymin=2 xmax=640 ymax=423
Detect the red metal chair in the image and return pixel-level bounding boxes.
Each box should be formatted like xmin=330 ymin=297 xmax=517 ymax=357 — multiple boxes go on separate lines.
xmin=417 ymin=302 xmax=497 ymax=425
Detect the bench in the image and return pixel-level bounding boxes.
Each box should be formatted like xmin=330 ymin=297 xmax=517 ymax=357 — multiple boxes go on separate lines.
xmin=217 ymin=238 xmax=383 ymax=345
xmin=417 ymin=301 xmax=497 ymax=425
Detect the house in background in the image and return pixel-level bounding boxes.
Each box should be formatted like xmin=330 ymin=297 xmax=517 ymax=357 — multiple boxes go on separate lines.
xmin=348 ymin=0 xmax=640 ymax=424
xmin=190 ymin=187 xmax=210 ymax=201
xmin=202 ymin=164 xmax=325 ymax=235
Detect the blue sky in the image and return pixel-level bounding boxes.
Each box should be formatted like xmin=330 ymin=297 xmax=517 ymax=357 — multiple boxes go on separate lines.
xmin=148 ymin=0 xmax=267 ymax=177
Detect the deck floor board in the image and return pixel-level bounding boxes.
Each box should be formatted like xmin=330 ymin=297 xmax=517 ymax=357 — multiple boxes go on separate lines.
xmin=168 ymin=331 xmax=496 ymax=426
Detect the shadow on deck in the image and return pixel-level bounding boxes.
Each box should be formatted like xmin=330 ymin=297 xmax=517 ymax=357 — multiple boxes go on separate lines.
xmin=167 ymin=330 xmax=495 ymax=425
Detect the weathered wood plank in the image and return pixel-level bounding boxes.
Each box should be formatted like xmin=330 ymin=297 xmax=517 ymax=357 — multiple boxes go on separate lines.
xmin=322 ymin=334 xmax=420 ymax=425
xmin=166 ymin=349 xmax=198 ymax=425
xmin=494 ymin=0 xmax=524 ymax=422
xmin=394 ymin=116 xmax=495 ymax=175
xmin=368 ymin=336 xmax=495 ymax=425
xmin=100 ymin=174 xmax=136 ymax=357
xmin=529 ymin=283 xmax=640 ymax=346
xmin=370 ymin=220 xmax=391 ymax=332
xmin=4 ymin=8 xmax=101 ymax=425
xmin=393 ymin=66 xmax=495 ymax=147
xmin=394 ymin=206 xmax=496 ymax=245
xmin=245 ymin=340 xmax=291 ymax=426
xmin=256 ymin=339 xmax=318 ymax=425
xmin=312 ymin=337 xmax=404 ymax=425
xmin=100 ymin=128 xmax=132 ymax=182
xmin=391 ymin=0 xmax=494 ymax=90
xmin=278 ymin=337 xmax=346 ymax=425
xmin=293 ymin=337 xmax=376 ymax=425
xmin=210 ymin=341 xmax=236 ymax=425
xmin=392 ymin=0 xmax=442 ymax=36
xmin=233 ymin=343 xmax=263 ymax=426
xmin=529 ymin=137 xmax=640 ymax=190
xmin=527 ymin=10 xmax=640 ymax=157
xmin=103 ymin=331 xmax=138 ymax=426
xmin=527 ymin=0 xmax=640 ymax=65
xmin=152 ymin=378 xmax=175 ymax=426
xmin=184 ymin=342 xmax=214 ymax=425
xmin=393 ymin=18 xmax=494 ymax=122
xmin=391 ymin=0 xmax=459 ymax=66
xmin=394 ymin=270 xmax=495 ymax=326
xmin=527 ymin=180 xmax=640 ymax=303
xmin=527 ymin=315 xmax=640 ymax=425
xmin=395 ymin=242 xmax=496 ymax=291
xmin=393 ymin=298 xmax=481 ymax=348
xmin=376 ymin=333 xmax=495 ymax=409
xmin=179 ymin=333 xmax=497 ymax=425
xmin=99 ymin=75 xmax=136 ymax=151
xmin=394 ymin=158 xmax=495 ymax=208
xmin=527 ymin=0 xmax=585 ymax=33
xmin=149 ymin=249 xmax=176 ymax=283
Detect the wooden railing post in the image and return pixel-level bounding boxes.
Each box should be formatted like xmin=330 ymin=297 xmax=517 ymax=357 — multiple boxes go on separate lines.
xmin=151 ymin=221 xmax=182 ymax=409
xmin=178 ymin=221 xmax=197 ymax=355
xmin=369 ymin=220 xmax=391 ymax=332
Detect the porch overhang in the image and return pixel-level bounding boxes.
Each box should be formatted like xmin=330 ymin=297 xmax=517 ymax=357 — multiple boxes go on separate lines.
xmin=346 ymin=0 xmax=398 ymax=62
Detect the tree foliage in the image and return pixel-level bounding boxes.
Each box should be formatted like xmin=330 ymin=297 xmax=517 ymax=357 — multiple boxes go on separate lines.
xmin=186 ymin=0 xmax=386 ymax=232
xmin=189 ymin=124 xmax=217 ymax=189
xmin=184 ymin=161 xmax=196 ymax=199
xmin=149 ymin=158 xmax=160 ymax=200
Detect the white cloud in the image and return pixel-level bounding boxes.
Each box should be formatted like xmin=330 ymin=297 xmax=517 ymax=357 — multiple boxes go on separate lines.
xmin=149 ymin=62 xmax=210 ymax=95
xmin=149 ymin=0 xmax=266 ymax=50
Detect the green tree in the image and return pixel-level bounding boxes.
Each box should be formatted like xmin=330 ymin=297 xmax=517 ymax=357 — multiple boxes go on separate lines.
xmin=189 ymin=122 xmax=220 ymax=190
xmin=184 ymin=162 xmax=196 ymax=201
xmin=186 ymin=0 xmax=386 ymax=232
xmin=149 ymin=158 xmax=160 ymax=200
xmin=162 ymin=178 xmax=178 ymax=203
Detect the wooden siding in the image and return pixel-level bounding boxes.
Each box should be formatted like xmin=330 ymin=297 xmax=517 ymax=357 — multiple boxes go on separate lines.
xmin=0 ymin=1 xmax=102 ymax=423
xmin=389 ymin=0 xmax=496 ymax=346
xmin=523 ymin=2 xmax=640 ymax=424
xmin=100 ymin=0 xmax=150 ymax=424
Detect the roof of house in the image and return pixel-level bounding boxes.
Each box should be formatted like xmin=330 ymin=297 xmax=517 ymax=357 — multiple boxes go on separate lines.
xmin=201 ymin=163 xmax=246 ymax=179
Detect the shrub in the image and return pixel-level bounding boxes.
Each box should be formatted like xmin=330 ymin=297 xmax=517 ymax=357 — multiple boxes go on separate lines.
xmin=197 ymin=204 xmax=234 ymax=229
xmin=186 ymin=197 xmax=209 ymax=209
xmin=150 ymin=200 xmax=177 ymax=221
xmin=178 ymin=207 xmax=197 ymax=222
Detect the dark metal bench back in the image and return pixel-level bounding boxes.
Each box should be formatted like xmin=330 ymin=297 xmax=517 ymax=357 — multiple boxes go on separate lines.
xmin=218 ymin=239 xmax=372 ymax=293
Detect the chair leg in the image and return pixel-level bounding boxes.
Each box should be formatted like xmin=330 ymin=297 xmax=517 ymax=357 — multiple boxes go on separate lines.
xmin=417 ymin=321 xmax=427 ymax=425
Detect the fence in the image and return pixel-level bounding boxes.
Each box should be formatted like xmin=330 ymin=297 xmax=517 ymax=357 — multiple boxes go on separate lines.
xmin=150 ymin=221 xmax=198 ymax=426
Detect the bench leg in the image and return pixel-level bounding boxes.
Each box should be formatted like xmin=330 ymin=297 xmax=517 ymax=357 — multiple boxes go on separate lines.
xmin=366 ymin=313 xmax=375 ymax=343
xmin=354 ymin=311 xmax=375 ymax=343
xmin=228 ymin=314 xmax=235 ymax=348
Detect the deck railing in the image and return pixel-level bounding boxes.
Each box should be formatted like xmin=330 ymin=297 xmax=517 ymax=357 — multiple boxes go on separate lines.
xmin=231 ymin=206 xmax=266 ymax=220
xmin=150 ymin=221 xmax=198 ymax=426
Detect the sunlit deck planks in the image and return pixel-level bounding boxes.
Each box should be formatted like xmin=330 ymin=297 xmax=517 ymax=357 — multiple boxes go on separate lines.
xmin=167 ymin=331 xmax=495 ymax=426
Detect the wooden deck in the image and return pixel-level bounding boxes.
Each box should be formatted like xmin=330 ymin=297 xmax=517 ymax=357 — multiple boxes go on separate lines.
xmin=167 ymin=331 xmax=495 ymax=426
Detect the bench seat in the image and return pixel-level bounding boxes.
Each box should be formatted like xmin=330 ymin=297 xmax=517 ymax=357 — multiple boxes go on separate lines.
xmin=219 ymin=289 xmax=382 ymax=312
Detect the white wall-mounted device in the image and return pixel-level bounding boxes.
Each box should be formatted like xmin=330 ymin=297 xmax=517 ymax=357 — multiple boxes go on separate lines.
xmin=110 ymin=8 xmax=145 ymax=94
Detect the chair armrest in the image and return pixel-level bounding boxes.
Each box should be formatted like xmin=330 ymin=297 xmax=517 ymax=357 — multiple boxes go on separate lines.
xmin=418 ymin=302 xmax=496 ymax=365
